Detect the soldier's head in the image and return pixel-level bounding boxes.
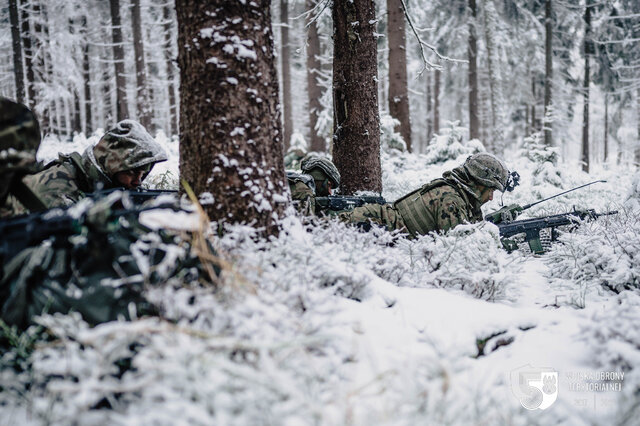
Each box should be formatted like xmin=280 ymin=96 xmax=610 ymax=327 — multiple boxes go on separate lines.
xmin=301 ymin=155 xmax=340 ymax=196
xmin=0 ymin=97 xmax=41 ymax=204
xmin=463 ymin=153 xmax=510 ymax=204
xmin=93 ymin=120 xmax=167 ymax=189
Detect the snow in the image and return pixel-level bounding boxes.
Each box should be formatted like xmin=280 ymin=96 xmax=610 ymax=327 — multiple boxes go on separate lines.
xmin=2 ymin=131 xmax=640 ymax=424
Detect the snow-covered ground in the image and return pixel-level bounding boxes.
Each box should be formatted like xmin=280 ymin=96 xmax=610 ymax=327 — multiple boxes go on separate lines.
xmin=1 ymin=129 xmax=639 ymax=425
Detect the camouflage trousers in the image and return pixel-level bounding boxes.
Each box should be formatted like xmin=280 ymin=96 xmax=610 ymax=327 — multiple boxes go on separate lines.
xmin=338 ymin=203 xmax=407 ymax=233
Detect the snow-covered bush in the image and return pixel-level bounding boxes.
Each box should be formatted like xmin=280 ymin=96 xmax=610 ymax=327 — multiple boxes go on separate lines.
xmin=544 ymin=210 xmax=640 ymax=305
xmin=380 ymin=114 xmax=407 ymax=153
xmin=624 ymin=172 xmax=640 ymax=210
xmin=395 ymin=222 xmax=518 ymax=301
xmin=423 ymin=121 xmax=484 ymax=165
xmin=518 ymin=133 xmax=563 ymax=188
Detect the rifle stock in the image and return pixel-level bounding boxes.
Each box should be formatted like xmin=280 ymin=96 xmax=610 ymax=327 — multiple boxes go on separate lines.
xmin=315 ymin=195 xmax=386 ymax=212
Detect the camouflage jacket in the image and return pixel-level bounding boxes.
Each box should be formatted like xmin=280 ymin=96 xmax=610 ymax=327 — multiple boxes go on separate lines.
xmin=342 ymin=166 xmax=484 ymax=237
xmin=24 ymin=121 xmax=166 ymax=209
xmin=287 ymin=171 xmax=316 ymax=216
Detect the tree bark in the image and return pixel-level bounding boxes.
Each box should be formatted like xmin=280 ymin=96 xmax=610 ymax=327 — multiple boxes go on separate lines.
xmin=581 ymin=2 xmax=590 ymax=173
xmin=482 ymin=0 xmax=505 ymax=154
xmin=81 ymin=15 xmax=92 ymax=134
xmin=305 ymin=0 xmax=325 ymax=152
xmin=20 ymin=0 xmax=35 ymax=109
xmin=604 ymin=93 xmax=608 ymax=163
xmin=163 ymin=4 xmax=178 ymax=136
xmin=544 ymin=0 xmax=553 ymax=146
xmin=387 ymin=0 xmax=412 ymax=151
xmin=280 ymin=0 xmax=293 ymax=150
xmin=467 ymin=0 xmax=479 ymax=140
xmin=9 ymin=0 xmax=25 ymax=103
xmin=132 ymin=0 xmax=152 ymax=129
xmin=176 ymin=0 xmax=288 ymax=233
xmin=426 ymin=72 xmax=432 ymax=144
xmin=332 ymin=0 xmax=382 ymax=194
xmin=531 ymin=77 xmax=537 ymax=133
xmin=110 ymin=0 xmax=129 ymax=120
xmin=434 ymin=68 xmax=441 ymax=135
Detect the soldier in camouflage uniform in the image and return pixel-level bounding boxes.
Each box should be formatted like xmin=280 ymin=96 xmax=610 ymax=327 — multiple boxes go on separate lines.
xmin=288 ymin=155 xmax=340 ymax=215
xmin=340 ymin=153 xmax=510 ymax=237
xmin=0 ymin=98 xmax=47 ymax=217
xmin=23 ymin=119 xmax=167 ymax=209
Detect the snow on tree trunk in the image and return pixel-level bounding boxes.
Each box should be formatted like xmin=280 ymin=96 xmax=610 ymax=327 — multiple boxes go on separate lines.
xmin=305 ymin=0 xmax=325 ymax=152
xmin=482 ymin=0 xmax=505 ymax=154
xmin=386 ymin=0 xmax=412 ymax=152
xmin=581 ymin=2 xmax=591 ymax=173
xmin=131 ymin=0 xmax=152 ymax=130
xmin=467 ymin=0 xmax=479 ymax=141
xmin=20 ymin=0 xmax=35 ymax=109
xmin=280 ymin=0 xmax=293 ymax=151
xmin=544 ymin=0 xmax=553 ymax=146
xmin=176 ymin=0 xmax=289 ymax=234
xmin=9 ymin=0 xmax=25 ymax=103
xmin=109 ymin=0 xmax=129 ymax=121
xmin=332 ymin=0 xmax=382 ymax=194
xmin=163 ymin=4 xmax=178 ymax=137
xmin=434 ymin=68 xmax=440 ymax=135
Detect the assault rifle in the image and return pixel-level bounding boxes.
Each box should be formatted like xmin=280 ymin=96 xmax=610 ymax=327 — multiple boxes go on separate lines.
xmin=315 ymin=195 xmax=387 ymax=212
xmin=485 ymin=180 xmax=607 ymax=224
xmin=88 ymin=187 xmax=178 ymax=204
xmin=0 ymin=195 xmax=178 ymax=269
xmin=496 ymin=209 xmax=617 ymax=254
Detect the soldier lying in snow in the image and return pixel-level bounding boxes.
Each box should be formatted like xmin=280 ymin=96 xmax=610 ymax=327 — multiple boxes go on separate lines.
xmin=340 ymin=153 xmax=514 ymax=237
xmin=20 ymin=119 xmax=167 ymax=210
xmin=288 ymin=155 xmax=341 ymax=216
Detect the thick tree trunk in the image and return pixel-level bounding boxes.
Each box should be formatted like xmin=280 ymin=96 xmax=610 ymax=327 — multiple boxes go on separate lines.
xmin=20 ymin=0 xmax=35 ymax=109
xmin=332 ymin=0 xmax=382 ymax=194
xmin=82 ymin=16 xmax=92 ymax=134
xmin=280 ymin=0 xmax=293 ymax=150
xmin=9 ymin=0 xmax=25 ymax=103
xmin=176 ymin=0 xmax=288 ymax=233
xmin=581 ymin=2 xmax=590 ymax=173
xmin=110 ymin=0 xmax=129 ymax=120
xmin=387 ymin=0 xmax=412 ymax=151
xmin=544 ymin=0 xmax=553 ymax=146
xmin=132 ymin=0 xmax=152 ymax=129
xmin=305 ymin=0 xmax=325 ymax=152
xmin=163 ymin=5 xmax=178 ymax=136
xmin=434 ymin=68 xmax=441 ymax=135
xmin=467 ymin=0 xmax=479 ymax=140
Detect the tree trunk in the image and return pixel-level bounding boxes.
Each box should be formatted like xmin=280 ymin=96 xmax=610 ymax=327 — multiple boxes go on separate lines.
xmin=163 ymin=4 xmax=178 ymax=136
xmin=581 ymin=2 xmax=590 ymax=173
xmin=110 ymin=0 xmax=129 ymax=120
xmin=9 ymin=0 xmax=25 ymax=103
xmin=176 ymin=0 xmax=288 ymax=233
xmin=82 ymin=15 xmax=92 ymax=134
xmin=387 ymin=0 xmax=412 ymax=151
xmin=531 ymin=77 xmax=537 ymax=133
xmin=306 ymin=0 xmax=325 ymax=152
xmin=132 ymin=0 xmax=152 ymax=129
xmin=604 ymin=93 xmax=608 ymax=163
xmin=482 ymin=0 xmax=505 ymax=154
xmin=636 ymin=89 xmax=640 ymax=165
xmin=467 ymin=0 xmax=479 ymax=140
xmin=544 ymin=0 xmax=553 ymax=146
xmin=20 ymin=0 xmax=35 ymax=109
xmin=426 ymin=72 xmax=432 ymax=144
xmin=33 ymin=3 xmax=51 ymax=134
xmin=280 ymin=0 xmax=293 ymax=150
xmin=332 ymin=0 xmax=382 ymax=194
xmin=434 ymin=68 xmax=441 ymax=135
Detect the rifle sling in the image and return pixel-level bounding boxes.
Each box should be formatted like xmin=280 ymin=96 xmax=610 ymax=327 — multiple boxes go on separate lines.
xmin=11 ymin=179 xmax=48 ymax=212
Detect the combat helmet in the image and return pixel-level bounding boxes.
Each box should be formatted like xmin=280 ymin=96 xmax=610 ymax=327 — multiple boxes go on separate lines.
xmin=463 ymin=152 xmax=509 ymax=192
xmin=301 ymin=155 xmax=340 ymax=188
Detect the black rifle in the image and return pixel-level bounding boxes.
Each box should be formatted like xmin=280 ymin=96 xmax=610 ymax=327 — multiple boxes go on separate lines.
xmin=88 ymin=188 xmax=178 ymax=204
xmin=496 ymin=209 xmax=617 ymax=254
xmin=315 ymin=195 xmax=387 ymax=211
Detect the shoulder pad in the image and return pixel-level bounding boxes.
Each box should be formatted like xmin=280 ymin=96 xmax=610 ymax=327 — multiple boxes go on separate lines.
xmin=287 ymin=171 xmax=316 ymax=193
